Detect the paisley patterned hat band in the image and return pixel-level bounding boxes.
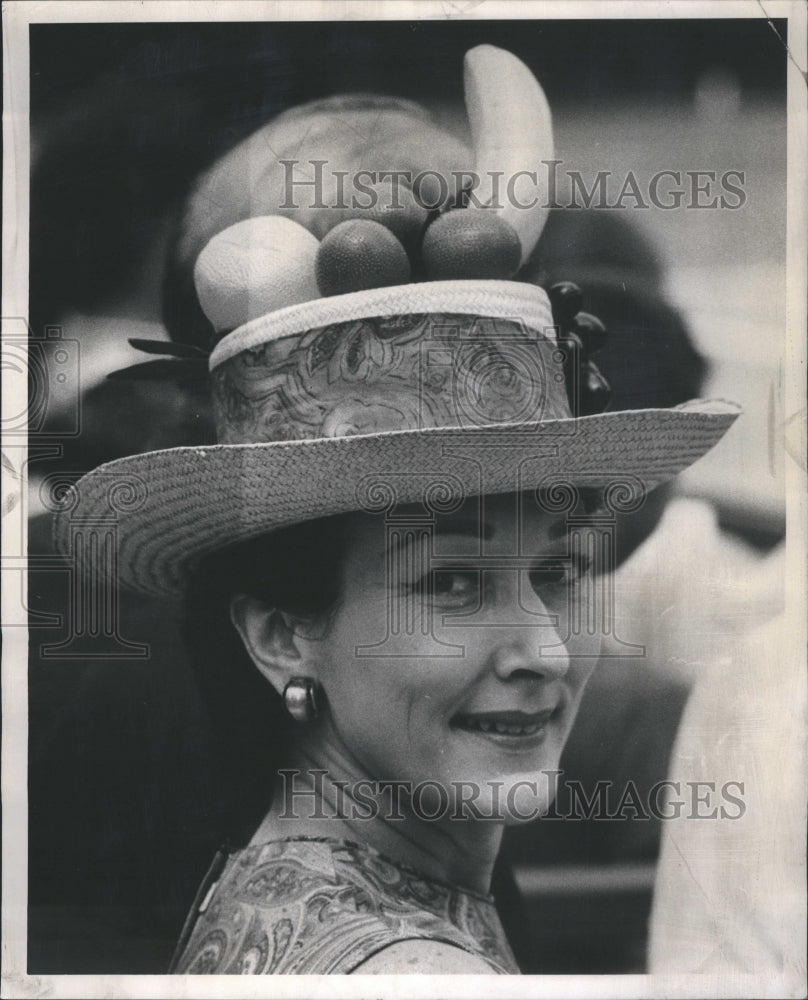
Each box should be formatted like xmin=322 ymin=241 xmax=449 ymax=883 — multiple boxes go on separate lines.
xmin=206 ymin=281 xmax=565 ymax=444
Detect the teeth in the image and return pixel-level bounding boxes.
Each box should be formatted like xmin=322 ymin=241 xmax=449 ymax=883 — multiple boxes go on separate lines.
xmin=458 ymin=717 xmax=543 ymax=736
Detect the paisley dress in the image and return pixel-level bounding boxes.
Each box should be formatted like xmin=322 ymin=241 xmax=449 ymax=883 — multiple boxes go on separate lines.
xmin=170 ymin=836 xmax=518 ymax=974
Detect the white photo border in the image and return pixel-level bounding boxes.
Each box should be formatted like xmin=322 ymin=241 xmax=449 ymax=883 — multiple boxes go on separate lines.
xmin=2 ymin=2 xmax=806 ymax=998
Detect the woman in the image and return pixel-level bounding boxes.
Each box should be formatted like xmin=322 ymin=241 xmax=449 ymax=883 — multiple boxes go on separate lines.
xmin=56 ymin=44 xmax=738 ymax=974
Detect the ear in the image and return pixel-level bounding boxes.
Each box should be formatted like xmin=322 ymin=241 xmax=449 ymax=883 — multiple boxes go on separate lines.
xmin=230 ymin=594 xmax=312 ymax=698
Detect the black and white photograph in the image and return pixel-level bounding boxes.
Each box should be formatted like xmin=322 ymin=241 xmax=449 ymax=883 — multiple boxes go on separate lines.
xmin=2 ymin=2 xmax=806 ymax=996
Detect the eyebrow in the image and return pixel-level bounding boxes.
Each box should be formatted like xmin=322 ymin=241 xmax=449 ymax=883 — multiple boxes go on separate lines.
xmin=436 ymin=518 xmax=495 ymax=541
xmin=386 ymin=519 xmax=493 ymax=554
xmin=546 ymin=507 xmax=608 ymax=539
xmin=388 ymin=515 xmax=588 ymax=550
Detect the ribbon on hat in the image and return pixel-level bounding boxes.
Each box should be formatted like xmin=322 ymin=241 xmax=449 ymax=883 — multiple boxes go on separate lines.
xmin=107 ymin=339 xmax=210 ymax=382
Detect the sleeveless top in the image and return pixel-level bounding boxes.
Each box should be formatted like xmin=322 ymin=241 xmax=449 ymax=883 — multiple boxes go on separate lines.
xmin=170 ymin=836 xmax=519 ymax=974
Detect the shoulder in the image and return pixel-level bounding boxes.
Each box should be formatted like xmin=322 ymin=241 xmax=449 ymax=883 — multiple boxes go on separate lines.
xmin=351 ymin=938 xmax=500 ymax=975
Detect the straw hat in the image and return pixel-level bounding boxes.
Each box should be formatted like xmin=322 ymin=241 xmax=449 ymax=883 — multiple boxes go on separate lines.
xmin=53 ymin=45 xmax=739 ymax=598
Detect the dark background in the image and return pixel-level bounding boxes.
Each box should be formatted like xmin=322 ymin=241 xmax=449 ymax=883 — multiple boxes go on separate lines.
xmin=30 ymin=19 xmax=787 ymax=335
xmin=27 ymin=17 xmax=787 ymax=976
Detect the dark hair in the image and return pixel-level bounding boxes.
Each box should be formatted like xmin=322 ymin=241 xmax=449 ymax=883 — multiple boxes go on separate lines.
xmin=182 ymin=514 xmax=352 ymax=845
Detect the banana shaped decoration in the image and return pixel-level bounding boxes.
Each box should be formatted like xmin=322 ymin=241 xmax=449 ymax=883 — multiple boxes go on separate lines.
xmin=463 ymin=44 xmax=554 ymax=267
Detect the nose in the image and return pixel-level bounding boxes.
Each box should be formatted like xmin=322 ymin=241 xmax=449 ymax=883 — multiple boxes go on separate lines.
xmin=488 ymin=586 xmax=571 ymax=682
xmin=490 ymin=633 xmax=571 ymax=682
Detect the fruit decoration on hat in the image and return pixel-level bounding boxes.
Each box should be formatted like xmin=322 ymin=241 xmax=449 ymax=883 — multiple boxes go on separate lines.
xmin=109 ymin=44 xmax=611 ymax=417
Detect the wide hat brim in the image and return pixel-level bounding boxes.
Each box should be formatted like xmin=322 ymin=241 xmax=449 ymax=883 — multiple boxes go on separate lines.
xmin=52 ymin=400 xmax=739 ymax=598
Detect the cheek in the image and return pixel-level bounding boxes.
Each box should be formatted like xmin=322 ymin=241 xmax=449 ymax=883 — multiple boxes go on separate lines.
xmin=323 ymin=587 xmax=469 ymax=698
xmin=564 ymin=657 xmax=599 ymax=716
xmin=564 ymin=612 xmax=604 ymax=677
xmin=317 ymin=645 xmax=482 ymax=786
xmin=314 ymin=607 xmax=457 ymax=742
xmin=322 ymin=650 xmax=464 ymax=727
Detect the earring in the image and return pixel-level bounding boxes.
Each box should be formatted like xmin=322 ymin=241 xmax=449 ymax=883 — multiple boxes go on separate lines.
xmin=283 ymin=677 xmax=320 ymax=723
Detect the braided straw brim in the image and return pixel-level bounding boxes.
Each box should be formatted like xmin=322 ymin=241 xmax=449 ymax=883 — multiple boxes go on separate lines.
xmin=53 ymin=401 xmax=739 ymax=598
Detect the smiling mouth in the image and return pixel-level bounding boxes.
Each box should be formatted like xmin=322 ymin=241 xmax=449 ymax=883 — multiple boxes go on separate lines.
xmin=451 ymin=708 xmax=558 ymax=738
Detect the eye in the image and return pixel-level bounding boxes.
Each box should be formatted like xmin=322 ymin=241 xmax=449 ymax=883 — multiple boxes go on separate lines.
xmin=432 ymin=570 xmax=481 ymax=608
xmin=528 ymin=556 xmax=592 ymax=595
xmin=412 ymin=570 xmax=481 ymax=609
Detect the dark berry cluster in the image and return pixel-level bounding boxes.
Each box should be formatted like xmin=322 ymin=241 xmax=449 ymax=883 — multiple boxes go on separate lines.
xmin=547 ymin=282 xmax=611 ymax=417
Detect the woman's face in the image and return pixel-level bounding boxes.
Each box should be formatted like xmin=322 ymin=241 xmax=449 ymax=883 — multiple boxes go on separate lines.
xmin=304 ymin=492 xmax=602 ymax=823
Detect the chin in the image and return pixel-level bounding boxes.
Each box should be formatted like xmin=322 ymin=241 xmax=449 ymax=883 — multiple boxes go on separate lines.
xmin=437 ymin=759 xmax=563 ymax=825
xmin=500 ymin=785 xmax=557 ymax=825
xmin=500 ymin=765 xmax=563 ymax=824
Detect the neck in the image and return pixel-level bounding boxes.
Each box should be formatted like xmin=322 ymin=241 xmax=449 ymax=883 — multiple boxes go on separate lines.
xmin=250 ymin=739 xmax=505 ymax=896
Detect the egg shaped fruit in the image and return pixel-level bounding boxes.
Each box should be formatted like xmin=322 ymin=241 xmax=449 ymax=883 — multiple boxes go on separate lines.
xmin=316 ymin=220 xmax=411 ymax=296
xmin=194 ymin=216 xmax=320 ymax=333
xmin=422 ymin=210 xmax=522 ymax=281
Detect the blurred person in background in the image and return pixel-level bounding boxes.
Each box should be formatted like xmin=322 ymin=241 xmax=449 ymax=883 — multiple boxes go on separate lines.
xmin=649 ymin=597 xmax=805 ymax=983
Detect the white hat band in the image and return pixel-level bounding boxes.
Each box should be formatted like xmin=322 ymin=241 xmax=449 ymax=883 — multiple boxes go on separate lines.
xmin=209 ymin=281 xmax=556 ymax=370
